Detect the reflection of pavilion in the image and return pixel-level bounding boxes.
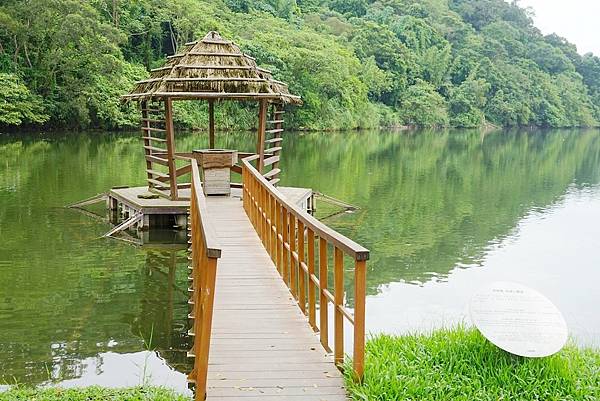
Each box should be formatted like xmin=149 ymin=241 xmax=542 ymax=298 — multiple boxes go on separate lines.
xmin=132 ymin=248 xmax=192 ymax=375
xmin=0 ymin=245 xmax=193 ymax=387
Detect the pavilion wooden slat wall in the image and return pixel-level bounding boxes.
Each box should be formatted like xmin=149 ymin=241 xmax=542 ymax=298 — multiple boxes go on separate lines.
xmin=262 ymin=103 xmax=285 ymax=186
xmin=140 ymin=100 xmax=174 ymax=198
xmin=140 ymin=100 xmax=194 ymax=200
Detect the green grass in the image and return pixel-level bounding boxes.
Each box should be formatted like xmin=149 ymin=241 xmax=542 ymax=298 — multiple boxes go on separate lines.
xmin=344 ymin=327 xmax=600 ymax=401
xmin=0 ymin=386 xmax=189 ymax=401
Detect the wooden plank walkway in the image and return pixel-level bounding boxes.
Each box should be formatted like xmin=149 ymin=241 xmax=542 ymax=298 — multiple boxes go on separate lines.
xmin=204 ymin=195 xmax=348 ymax=401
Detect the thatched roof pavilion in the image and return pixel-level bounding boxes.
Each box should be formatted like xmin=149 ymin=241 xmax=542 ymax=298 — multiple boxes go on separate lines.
xmin=123 ymin=31 xmax=301 ymax=104
xmin=122 ymin=31 xmax=301 ymax=201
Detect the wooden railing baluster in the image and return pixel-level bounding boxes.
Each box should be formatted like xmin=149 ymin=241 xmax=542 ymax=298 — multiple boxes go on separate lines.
xmin=276 ymin=201 xmax=283 ymax=275
xmin=289 ymin=214 xmax=297 ymax=299
xmin=334 ymin=246 xmax=344 ymax=366
xmin=282 ymin=210 xmax=289 ymax=285
xmin=353 ymin=259 xmax=366 ymax=379
xmin=319 ymin=237 xmax=329 ymax=352
xmin=298 ymin=220 xmax=306 ymax=314
xmin=307 ymin=228 xmax=317 ymax=330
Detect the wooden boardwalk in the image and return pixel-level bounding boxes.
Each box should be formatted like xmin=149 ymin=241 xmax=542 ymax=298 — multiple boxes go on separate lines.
xmin=203 ymin=195 xmax=348 ymax=400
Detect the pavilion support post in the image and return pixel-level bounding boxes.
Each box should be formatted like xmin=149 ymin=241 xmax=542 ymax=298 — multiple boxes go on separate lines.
xmin=257 ymin=99 xmax=268 ymax=173
xmin=164 ymin=98 xmax=179 ymax=200
xmin=208 ymin=100 xmax=215 ymax=149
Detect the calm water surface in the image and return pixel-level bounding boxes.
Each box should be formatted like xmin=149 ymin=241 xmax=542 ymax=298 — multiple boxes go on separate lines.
xmin=1 ymin=128 xmax=599 ymax=391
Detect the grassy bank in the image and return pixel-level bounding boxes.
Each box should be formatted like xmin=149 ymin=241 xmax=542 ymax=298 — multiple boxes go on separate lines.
xmin=0 ymin=386 xmax=188 ymax=401
xmin=344 ymin=327 xmax=600 ymax=401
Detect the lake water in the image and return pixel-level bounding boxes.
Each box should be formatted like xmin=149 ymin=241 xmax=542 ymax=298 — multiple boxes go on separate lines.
xmin=1 ymin=128 xmax=599 ymax=391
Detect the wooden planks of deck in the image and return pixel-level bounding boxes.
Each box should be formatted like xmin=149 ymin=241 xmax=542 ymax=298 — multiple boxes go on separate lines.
xmin=203 ymin=195 xmax=348 ymax=401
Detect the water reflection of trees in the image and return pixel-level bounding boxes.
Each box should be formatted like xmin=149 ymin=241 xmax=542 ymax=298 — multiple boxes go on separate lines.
xmin=281 ymin=129 xmax=600 ymax=301
xmin=0 ymin=245 xmax=191 ymax=385
xmin=2 ymin=129 xmax=600 ymax=382
xmin=0 ymin=131 xmax=254 ymax=385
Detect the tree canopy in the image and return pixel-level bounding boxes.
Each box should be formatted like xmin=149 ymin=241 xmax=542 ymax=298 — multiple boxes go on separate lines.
xmin=1 ymin=0 xmax=599 ymax=129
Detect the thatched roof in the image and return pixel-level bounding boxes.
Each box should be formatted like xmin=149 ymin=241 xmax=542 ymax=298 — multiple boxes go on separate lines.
xmin=123 ymin=31 xmax=301 ymax=104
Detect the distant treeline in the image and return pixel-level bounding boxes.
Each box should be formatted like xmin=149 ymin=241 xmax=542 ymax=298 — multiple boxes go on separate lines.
xmin=1 ymin=0 xmax=600 ymax=130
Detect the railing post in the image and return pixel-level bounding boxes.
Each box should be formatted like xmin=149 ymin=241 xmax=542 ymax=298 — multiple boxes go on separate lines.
xmin=269 ymin=194 xmax=276 ymax=258
xmin=242 ymin=164 xmax=247 ymax=213
xmin=259 ymin=185 xmax=266 ymax=244
xmin=282 ymin=210 xmax=289 ymax=285
xmin=307 ymin=228 xmax=316 ymax=330
xmin=334 ymin=246 xmax=344 ymax=366
xmin=353 ymin=259 xmax=366 ymax=380
xmin=276 ymin=201 xmax=282 ymax=274
xmin=289 ymin=215 xmax=297 ymax=299
xmin=195 ymin=256 xmax=218 ymax=400
xmin=297 ymin=221 xmax=306 ymax=314
xmin=319 ymin=238 xmax=329 ymax=351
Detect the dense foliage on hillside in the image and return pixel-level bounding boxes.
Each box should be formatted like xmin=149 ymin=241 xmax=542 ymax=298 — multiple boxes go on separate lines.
xmin=2 ymin=0 xmax=600 ymax=130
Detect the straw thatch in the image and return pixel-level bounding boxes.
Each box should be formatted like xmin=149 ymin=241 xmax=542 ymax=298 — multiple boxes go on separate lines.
xmin=123 ymin=31 xmax=301 ymax=104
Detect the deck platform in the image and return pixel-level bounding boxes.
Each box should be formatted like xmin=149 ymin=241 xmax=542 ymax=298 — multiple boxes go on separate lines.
xmin=107 ymin=186 xmax=313 ymax=230
xmin=202 ymin=195 xmax=347 ymax=401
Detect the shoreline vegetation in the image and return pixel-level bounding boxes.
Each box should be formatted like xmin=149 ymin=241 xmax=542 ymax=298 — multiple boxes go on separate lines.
xmin=343 ymin=327 xmax=600 ymax=401
xmin=0 ymin=387 xmax=189 ymax=401
xmin=2 ymin=0 xmax=600 ymax=132
xmin=2 ymin=328 xmax=598 ymax=401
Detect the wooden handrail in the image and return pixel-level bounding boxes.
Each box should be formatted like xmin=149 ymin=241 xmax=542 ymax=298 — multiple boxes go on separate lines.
xmin=242 ymin=155 xmax=369 ymax=261
xmin=188 ymin=159 xmax=221 ymax=400
xmin=241 ymin=155 xmax=369 ymax=380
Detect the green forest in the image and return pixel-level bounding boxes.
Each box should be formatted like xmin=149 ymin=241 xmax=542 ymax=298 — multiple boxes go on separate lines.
xmin=2 ymin=0 xmax=600 ymax=130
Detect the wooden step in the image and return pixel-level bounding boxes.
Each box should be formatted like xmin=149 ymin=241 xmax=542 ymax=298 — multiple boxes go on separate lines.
xmin=265 ymin=137 xmax=282 ymax=144
xmin=263 ymin=155 xmax=280 ymax=167
xmin=274 ymin=110 xmax=285 ymax=114
xmin=142 ymin=136 xmax=166 ymax=143
xmin=141 ymin=127 xmax=166 ymax=132
xmin=266 ymin=128 xmax=284 ymax=134
xmin=141 ymin=108 xmax=163 ymax=113
xmin=269 ymin=178 xmax=280 ymax=185
xmin=267 ymin=120 xmax=284 ymax=124
xmin=141 ymin=118 xmax=165 ymax=124
xmin=265 ymin=146 xmax=282 ymax=154
xmin=146 ymin=155 xmax=169 ymax=165
xmin=146 ymin=169 xmax=169 ymax=179
xmin=144 ymin=145 xmax=167 ymax=153
xmin=263 ymin=168 xmax=281 ymax=179
xmin=148 ymin=178 xmax=169 ymax=188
